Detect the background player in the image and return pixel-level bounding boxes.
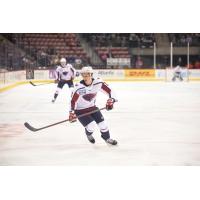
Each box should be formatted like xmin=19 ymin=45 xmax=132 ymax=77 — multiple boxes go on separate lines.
xmin=172 ymin=65 xmax=184 ymax=81
xmin=69 ymin=66 xmax=118 ymax=145
xmin=52 ymin=58 xmax=77 ymax=103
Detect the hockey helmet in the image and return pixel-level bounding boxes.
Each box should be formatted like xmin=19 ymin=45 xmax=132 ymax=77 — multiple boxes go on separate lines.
xmin=60 ymin=58 xmax=66 ymax=67
xmin=81 ymin=66 xmax=93 ymax=74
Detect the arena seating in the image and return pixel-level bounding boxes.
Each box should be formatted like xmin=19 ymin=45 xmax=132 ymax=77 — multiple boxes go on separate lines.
xmin=169 ymin=33 xmax=200 ymax=46
xmin=18 ymin=33 xmax=87 ymax=59
xmin=82 ymin=33 xmax=155 ymax=62
xmin=95 ymin=47 xmax=130 ymax=62
xmin=1 ymin=33 xmax=199 ymax=70
xmin=82 ymin=33 xmax=155 ymax=48
xmin=0 ymin=33 xmax=90 ymax=68
xmin=0 ymin=38 xmax=25 ymax=70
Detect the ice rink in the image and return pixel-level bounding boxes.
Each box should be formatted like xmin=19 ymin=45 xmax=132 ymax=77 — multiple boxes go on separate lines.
xmin=0 ymin=81 xmax=200 ymax=165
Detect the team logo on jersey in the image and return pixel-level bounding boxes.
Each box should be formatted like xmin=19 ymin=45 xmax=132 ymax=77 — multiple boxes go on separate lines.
xmin=82 ymin=93 xmax=97 ymax=102
xmin=62 ymin=71 xmax=68 ymax=75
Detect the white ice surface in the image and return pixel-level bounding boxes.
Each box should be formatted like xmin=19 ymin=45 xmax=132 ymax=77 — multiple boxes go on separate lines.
xmin=0 ymin=82 xmax=200 ymax=165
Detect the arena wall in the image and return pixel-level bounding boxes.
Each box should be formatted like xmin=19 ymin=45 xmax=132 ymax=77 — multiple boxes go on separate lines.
xmin=1 ymin=69 xmax=200 ymax=92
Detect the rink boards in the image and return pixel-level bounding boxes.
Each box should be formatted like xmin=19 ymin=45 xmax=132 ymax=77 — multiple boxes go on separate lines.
xmin=0 ymin=69 xmax=200 ymax=92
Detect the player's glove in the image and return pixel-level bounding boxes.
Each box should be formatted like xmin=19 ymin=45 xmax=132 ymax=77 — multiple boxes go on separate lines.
xmin=54 ymin=79 xmax=59 ymax=84
xmin=106 ymin=98 xmax=115 ymax=111
xmin=69 ymin=111 xmax=77 ymax=123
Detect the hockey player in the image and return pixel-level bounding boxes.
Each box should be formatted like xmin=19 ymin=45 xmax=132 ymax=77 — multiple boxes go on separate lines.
xmin=69 ymin=66 xmax=118 ymax=145
xmin=172 ymin=65 xmax=183 ymax=81
xmin=52 ymin=58 xmax=77 ymax=103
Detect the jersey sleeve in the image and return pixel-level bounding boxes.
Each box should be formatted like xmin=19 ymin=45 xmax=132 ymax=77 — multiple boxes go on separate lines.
xmin=55 ymin=66 xmax=61 ymax=80
xmin=99 ymin=79 xmax=117 ymax=101
xmin=70 ymin=67 xmax=76 ymax=79
xmin=69 ymin=85 xmax=80 ymax=111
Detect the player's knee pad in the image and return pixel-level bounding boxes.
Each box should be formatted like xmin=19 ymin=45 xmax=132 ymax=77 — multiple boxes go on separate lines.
xmin=98 ymin=121 xmax=109 ymax=133
xmin=85 ymin=121 xmax=95 ymax=134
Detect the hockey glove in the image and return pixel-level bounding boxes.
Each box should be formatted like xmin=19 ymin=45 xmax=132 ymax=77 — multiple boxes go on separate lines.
xmin=106 ymin=98 xmax=115 ymax=111
xmin=54 ymin=79 xmax=59 ymax=84
xmin=69 ymin=111 xmax=77 ymax=123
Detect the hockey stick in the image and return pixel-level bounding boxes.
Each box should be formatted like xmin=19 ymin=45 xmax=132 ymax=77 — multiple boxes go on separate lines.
xmin=29 ymin=81 xmax=53 ymax=86
xmin=24 ymin=107 xmax=106 ymax=132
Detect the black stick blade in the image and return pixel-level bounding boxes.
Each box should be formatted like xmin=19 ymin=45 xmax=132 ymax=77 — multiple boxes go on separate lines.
xmin=29 ymin=81 xmax=36 ymax=86
xmin=24 ymin=122 xmax=38 ymax=132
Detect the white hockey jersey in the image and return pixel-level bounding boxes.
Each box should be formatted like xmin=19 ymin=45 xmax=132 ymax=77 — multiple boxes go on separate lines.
xmin=70 ymin=78 xmax=117 ymax=111
xmin=174 ymin=65 xmax=182 ymax=73
xmin=55 ymin=64 xmax=76 ymax=81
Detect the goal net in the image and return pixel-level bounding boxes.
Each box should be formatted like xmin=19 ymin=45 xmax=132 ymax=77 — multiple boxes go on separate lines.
xmin=165 ymin=67 xmax=189 ymax=82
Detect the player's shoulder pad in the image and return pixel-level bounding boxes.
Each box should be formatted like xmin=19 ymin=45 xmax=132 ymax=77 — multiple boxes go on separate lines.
xmin=56 ymin=65 xmax=62 ymax=70
xmin=75 ymin=82 xmax=86 ymax=90
xmin=73 ymin=83 xmax=85 ymax=94
xmin=93 ymin=77 xmax=103 ymax=84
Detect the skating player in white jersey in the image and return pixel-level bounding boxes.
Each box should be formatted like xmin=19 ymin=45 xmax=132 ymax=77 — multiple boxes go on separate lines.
xmin=69 ymin=66 xmax=118 ymax=145
xmin=52 ymin=58 xmax=77 ymax=103
xmin=172 ymin=65 xmax=183 ymax=81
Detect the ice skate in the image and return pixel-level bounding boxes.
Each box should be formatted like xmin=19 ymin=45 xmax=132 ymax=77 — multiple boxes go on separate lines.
xmin=87 ymin=134 xmax=95 ymax=144
xmin=105 ymin=138 xmax=117 ymax=145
